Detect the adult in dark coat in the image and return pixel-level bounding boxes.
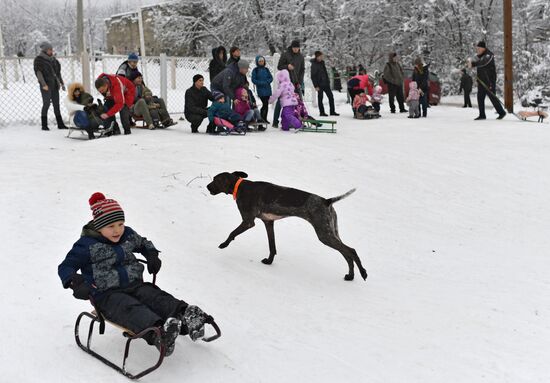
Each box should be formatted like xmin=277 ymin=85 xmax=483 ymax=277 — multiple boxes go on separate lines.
xmin=184 ymin=74 xmax=215 ymax=133
xmin=210 ymin=60 xmax=249 ymax=102
xmin=226 ymin=46 xmax=241 ymax=66
xmin=469 ymin=41 xmax=506 ymax=120
xmin=311 ymin=51 xmax=338 ymax=116
xmin=382 ymin=52 xmax=407 ymax=113
xmin=459 ymin=68 xmax=473 ymax=108
xmin=412 ymin=57 xmax=431 ymax=117
xmin=272 ymin=39 xmax=305 ymax=127
xmin=208 ymin=46 xmax=227 ymax=82
xmin=33 ymin=41 xmax=68 ymax=130
xmin=117 ymin=53 xmax=141 ymax=79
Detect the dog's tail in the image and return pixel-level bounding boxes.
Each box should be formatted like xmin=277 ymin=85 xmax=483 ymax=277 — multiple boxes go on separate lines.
xmin=326 ymin=188 xmax=356 ymax=205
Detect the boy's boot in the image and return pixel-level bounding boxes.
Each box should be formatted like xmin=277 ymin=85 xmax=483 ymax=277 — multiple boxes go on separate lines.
xmin=155 ymin=317 xmax=182 ymax=356
xmin=41 ymin=116 xmax=49 ymax=131
xmin=55 ymin=114 xmax=69 ymax=129
xmin=180 ymin=305 xmax=209 ymax=342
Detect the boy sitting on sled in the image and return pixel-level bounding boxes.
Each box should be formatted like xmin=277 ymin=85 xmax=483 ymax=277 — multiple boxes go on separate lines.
xmin=207 ymin=91 xmax=247 ymax=133
xmin=58 ymin=192 xmax=213 ymax=356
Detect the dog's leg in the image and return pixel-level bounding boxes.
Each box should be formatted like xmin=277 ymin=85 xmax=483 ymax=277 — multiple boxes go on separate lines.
xmin=219 ymin=220 xmax=255 ymax=249
xmin=312 ymin=212 xmax=367 ymax=281
xmin=261 ymin=220 xmax=277 ymax=265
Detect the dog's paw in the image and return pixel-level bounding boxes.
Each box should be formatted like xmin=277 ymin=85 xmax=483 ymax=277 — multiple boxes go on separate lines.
xmin=261 ymin=258 xmax=273 ymax=265
xmin=360 ymin=269 xmax=368 ymax=281
xmin=218 ymin=242 xmax=229 ymax=249
xmin=344 ymin=273 xmax=354 ymax=281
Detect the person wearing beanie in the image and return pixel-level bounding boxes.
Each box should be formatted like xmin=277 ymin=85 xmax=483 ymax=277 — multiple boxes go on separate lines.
xmin=310 ymin=50 xmax=338 ymax=117
xmin=131 ymin=72 xmax=174 ymax=129
xmin=184 ymin=73 xmax=215 ymax=133
xmin=226 ymin=46 xmax=241 ymax=66
xmin=273 ymin=39 xmax=305 ymax=127
xmin=382 ymin=51 xmax=407 ymax=113
xmin=58 ymin=192 xmax=217 ymax=356
xmin=116 ymin=52 xmax=141 ymax=79
xmin=33 ymin=41 xmax=68 ymax=131
xmin=210 ymin=58 xmax=248 ymax=103
xmin=468 ymin=41 xmax=506 ymax=120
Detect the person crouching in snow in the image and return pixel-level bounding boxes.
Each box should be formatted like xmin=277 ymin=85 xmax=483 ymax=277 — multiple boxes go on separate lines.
xmin=371 ymin=85 xmax=383 ymax=113
xmin=352 ymin=90 xmax=371 ymax=119
xmin=207 ymin=91 xmax=246 ymax=133
xmin=406 ymin=81 xmax=422 ymax=118
xmin=58 ymin=193 xmax=214 ymax=356
xmin=269 ymin=70 xmax=302 ymax=131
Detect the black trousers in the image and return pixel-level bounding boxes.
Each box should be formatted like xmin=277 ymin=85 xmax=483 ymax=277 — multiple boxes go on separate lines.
xmin=387 ymin=83 xmax=406 ymax=112
xmin=317 ymin=86 xmax=335 ymax=114
xmin=104 ymin=100 xmax=132 ymax=133
xmin=259 ymin=96 xmax=270 ymax=122
xmin=464 ymin=91 xmax=472 ymax=107
xmin=186 ymin=113 xmax=207 ymax=132
xmin=96 ymin=283 xmax=187 ymax=343
xmin=40 ymin=84 xmax=61 ymax=117
xmin=477 ymin=82 xmax=505 ymax=118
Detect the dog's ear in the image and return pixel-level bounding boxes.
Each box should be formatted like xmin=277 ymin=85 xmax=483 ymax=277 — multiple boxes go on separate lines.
xmin=232 ymin=171 xmax=248 ymax=179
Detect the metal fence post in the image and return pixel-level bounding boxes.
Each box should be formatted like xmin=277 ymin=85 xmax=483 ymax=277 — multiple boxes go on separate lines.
xmin=81 ymin=51 xmax=91 ymax=92
xmin=160 ymin=53 xmax=167 ymax=106
xmin=0 ymin=24 xmax=7 ymax=90
xmin=272 ymin=53 xmax=280 ymax=94
xmin=170 ymin=57 xmax=176 ymax=90
xmin=138 ymin=8 xmax=148 ymax=81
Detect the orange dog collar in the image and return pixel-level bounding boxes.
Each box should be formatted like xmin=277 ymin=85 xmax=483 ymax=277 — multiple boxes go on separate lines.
xmin=233 ymin=178 xmax=244 ymax=200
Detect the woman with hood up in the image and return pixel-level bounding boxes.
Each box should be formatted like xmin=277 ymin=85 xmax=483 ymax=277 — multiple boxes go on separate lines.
xmin=209 ymin=46 xmax=227 ymax=82
xmin=269 ymin=70 xmax=302 ymax=131
xmin=251 ymin=55 xmax=273 ymax=123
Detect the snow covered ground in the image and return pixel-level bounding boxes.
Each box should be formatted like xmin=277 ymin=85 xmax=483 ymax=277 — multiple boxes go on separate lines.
xmin=1 ymin=96 xmax=549 ymax=383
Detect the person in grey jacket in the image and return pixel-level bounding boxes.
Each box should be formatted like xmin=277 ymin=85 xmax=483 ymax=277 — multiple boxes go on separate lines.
xmin=33 ymin=41 xmax=68 ymax=130
xmin=210 ymin=60 xmax=249 ymax=103
xmin=382 ymin=52 xmax=407 ymax=113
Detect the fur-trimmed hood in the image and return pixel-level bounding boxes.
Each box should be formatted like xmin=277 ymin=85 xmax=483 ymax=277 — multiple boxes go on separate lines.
xmin=68 ymin=82 xmax=86 ymax=101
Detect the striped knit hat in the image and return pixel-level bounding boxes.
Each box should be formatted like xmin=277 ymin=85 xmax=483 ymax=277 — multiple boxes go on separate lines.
xmin=89 ymin=192 xmax=125 ymax=230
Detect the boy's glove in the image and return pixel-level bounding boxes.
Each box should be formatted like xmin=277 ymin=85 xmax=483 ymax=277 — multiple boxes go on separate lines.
xmin=70 ymin=274 xmax=91 ymax=300
xmin=146 ymin=254 xmax=162 ymax=274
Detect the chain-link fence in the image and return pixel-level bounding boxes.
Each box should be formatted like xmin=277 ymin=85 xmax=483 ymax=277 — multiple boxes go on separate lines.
xmin=0 ymin=53 xmax=314 ymax=126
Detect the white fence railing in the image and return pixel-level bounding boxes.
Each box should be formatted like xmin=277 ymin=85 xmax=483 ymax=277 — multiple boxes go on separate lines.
xmin=0 ymin=53 xmax=316 ymax=127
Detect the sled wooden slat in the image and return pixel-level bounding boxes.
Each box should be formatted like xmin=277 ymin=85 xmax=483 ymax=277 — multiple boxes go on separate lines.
xmin=91 ymin=310 xmax=135 ymax=336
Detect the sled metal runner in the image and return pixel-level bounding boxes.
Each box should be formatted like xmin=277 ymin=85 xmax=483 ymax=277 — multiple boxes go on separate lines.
xmin=298 ymin=119 xmax=337 ymax=133
xmin=74 ymin=310 xmax=222 ymax=380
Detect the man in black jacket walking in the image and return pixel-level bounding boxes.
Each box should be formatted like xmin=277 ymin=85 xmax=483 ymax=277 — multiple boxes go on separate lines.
xmin=184 ymin=74 xmax=215 ymax=133
xmin=469 ymin=41 xmax=506 ymax=120
xmin=311 ymin=51 xmax=338 ymax=116
xmin=34 ymin=41 xmax=68 ymax=130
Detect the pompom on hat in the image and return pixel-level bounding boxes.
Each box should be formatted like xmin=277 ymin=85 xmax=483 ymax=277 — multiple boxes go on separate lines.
xmin=89 ymin=192 xmax=125 ymax=230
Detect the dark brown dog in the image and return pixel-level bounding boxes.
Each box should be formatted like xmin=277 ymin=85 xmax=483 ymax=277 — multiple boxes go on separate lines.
xmin=206 ymin=171 xmax=367 ymax=281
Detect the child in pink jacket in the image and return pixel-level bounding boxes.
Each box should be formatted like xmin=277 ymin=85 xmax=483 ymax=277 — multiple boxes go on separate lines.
xmin=269 ymin=70 xmax=301 ymax=131
xmin=406 ymin=81 xmax=422 ymax=118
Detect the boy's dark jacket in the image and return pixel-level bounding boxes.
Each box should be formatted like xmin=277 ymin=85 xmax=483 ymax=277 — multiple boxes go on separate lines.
xmin=58 ymin=223 xmax=159 ymax=298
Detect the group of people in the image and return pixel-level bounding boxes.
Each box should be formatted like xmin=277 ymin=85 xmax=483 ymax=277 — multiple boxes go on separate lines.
xmin=34 ymin=39 xmax=507 ymax=137
xmin=183 ymin=39 xmax=339 ymax=134
xmin=35 ymin=46 xmax=175 ymax=139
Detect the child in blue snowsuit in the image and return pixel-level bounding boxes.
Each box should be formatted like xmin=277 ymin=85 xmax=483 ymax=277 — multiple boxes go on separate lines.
xmin=58 ymin=192 xmax=213 ymax=356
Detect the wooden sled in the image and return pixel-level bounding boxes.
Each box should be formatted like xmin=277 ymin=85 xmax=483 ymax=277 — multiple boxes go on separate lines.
xmin=517 ymin=110 xmax=548 ymax=123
